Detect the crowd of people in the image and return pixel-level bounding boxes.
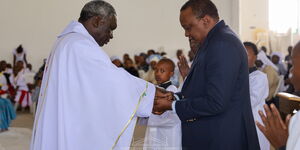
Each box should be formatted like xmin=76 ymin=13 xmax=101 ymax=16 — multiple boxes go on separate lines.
xmin=110 ymin=47 xmax=195 ymax=88
xmin=0 ymin=38 xmax=297 ymax=150
xmin=0 ymin=44 xmax=45 ymax=132
xmin=0 ymin=38 xmax=297 ymax=149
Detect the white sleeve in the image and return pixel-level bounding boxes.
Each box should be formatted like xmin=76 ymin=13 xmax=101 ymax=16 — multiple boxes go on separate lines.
xmin=135 ymin=83 xmax=156 ymax=118
xmin=287 ymin=112 xmax=300 ymax=150
xmin=147 ymin=111 xmax=180 ymax=127
xmin=166 ymin=85 xmax=178 ymax=93
xmin=249 ymin=73 xmax=269 ymax=108
xmin=17 ymin=75 xmax=27 ymax=87
xmin=137 ymin=117 xmax=148 ymax=126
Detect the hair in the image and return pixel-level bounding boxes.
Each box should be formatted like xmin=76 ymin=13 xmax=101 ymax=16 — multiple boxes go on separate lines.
xmin=261 ymin=46 xmax=267 ymax=52
xmin=161 ymin=52 xmax=167 ymax=56
xmin=158 ymin=58 xmax=175 ymax=72
xmin=125 ymin=58 xmax=133 ymax=63
xmin=180 ymin=0 xmax=219 ymax=20
xmin=6 ymin=64 xmax=12 ymax=68
xmin=0 ymin=60 xmax=6 ymax=64
xmin=288 ymin=46 xmax=293 ymax=53
xmin=244 ymin=42 xmax=258 ymax=55
xmin=148 ymin=49 xmax=155 ymax=54
xmin=78 ymin=0 xmax=116 ymax=22
xmin=0 ymin=60 xmax=7 ymax=71
xmin=16 ymin=44 xmax=23 ymax=53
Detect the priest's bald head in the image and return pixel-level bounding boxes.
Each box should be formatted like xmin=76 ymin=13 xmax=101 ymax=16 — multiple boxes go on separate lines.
xmin=79 ymin=0 xmax=117 ymax=46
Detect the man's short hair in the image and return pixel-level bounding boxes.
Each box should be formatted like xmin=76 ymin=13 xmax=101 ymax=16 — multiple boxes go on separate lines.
xmin=244 ymin=42 xmax=258 ymax=55
xmin=79 ymin=0 xmax=116 ymax=22
xmin=180 ymin=0 xmax=219 ymax=20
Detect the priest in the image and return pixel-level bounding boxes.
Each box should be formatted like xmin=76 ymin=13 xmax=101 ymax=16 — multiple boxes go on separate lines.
xmin=30 ymin=1 xmax=164 ymax=150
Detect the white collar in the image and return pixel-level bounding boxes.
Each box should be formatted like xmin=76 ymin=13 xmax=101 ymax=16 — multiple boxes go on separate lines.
xmin=58 ymin=21 xmax=98 ymax=46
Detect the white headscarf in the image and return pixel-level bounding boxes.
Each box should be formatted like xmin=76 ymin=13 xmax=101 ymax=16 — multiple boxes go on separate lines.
xmin=146 ymin=54 xmax=162 ymax=64
xmin=110 ymin=56 xmax=121 ymax=62
xmin=271 ymin=51 xmax=284 ymax=63
xmin=257 ymin=51 xmax=279 ymax=71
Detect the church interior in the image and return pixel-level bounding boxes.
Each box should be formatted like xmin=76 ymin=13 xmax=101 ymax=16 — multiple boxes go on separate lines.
xmin=1 ymin=0 xmax=300 ymax=150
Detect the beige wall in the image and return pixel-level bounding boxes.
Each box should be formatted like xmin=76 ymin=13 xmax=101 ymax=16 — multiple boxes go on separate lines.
xmin=0 ymin=0 xmax=239 ymax=70
xmin=240 ymin=0 xmax=269 ymax=42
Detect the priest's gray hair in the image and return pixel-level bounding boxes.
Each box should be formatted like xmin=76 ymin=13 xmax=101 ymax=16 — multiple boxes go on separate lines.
xmin=79 ymin=0 xmax=116 ymax=22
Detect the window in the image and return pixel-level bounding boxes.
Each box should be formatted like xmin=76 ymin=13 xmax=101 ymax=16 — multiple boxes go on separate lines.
xmin=269 ymin=0 xmax=300 ymax=34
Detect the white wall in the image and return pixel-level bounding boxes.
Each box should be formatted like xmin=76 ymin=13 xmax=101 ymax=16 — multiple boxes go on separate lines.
xmin=0 ymin=0 xmax=238 ymax=70
xmin=240 ymin=0 xmax=269 ymax=42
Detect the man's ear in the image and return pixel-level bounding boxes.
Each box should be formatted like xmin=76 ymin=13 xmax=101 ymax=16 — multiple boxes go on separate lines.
xmin=91 ymin=16 xmax=104 ymax=28
xmin=202 ymin=15 xmax=210 ymax=26
xmin=170 ymin=71 xmax=174 ymax=77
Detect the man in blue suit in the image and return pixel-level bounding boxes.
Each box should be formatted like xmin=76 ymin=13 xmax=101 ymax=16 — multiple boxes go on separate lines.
xmin=153 ymin=0 xmax=260 ymax=149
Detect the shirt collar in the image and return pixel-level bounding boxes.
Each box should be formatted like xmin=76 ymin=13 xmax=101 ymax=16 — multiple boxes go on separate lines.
xmin=158 ymin=81 xmax=172 ymax=89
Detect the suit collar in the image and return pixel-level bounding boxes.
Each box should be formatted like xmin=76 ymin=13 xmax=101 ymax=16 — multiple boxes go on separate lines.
xmin=192 ymin=20 xmax=225 ymax=62
xmin=204 ymin=20 xmax=225 ymax=43
xmin=182 ymin=20 xmax=226 ymax=90
xmin=188 ymin=20 xmax=225 ymax=69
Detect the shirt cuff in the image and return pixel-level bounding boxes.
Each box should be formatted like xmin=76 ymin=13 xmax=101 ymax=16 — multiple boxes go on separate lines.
xmin=174 ymin=94 xmax=180 ymax=100
xmin=278 ymin=146 xmax=286 ymax=150
xmin=172 ymin=101 xmax=176 ymax=113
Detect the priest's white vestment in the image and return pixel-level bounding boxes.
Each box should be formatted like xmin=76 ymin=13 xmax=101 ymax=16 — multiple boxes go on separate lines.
xmin=30 ymin=21 xmax=156 ymax=150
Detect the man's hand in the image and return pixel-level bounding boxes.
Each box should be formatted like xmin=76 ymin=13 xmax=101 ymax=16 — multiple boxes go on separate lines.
xmin=178 ymin=55 xmax=190 ymax=79
xmin=256 ymin=104 xmax=291 ymax=148
xmin=155 ymin=87 xmax=174 ymax=101
xmin=153 ymin=97 xmax=173 ymax=115
xmin=153 ymin=87 xmax=174 ymax=115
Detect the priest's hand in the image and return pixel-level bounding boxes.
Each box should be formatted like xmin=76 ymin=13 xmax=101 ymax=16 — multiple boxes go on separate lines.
xmin=153 ymin=87 xmax=174 ymax=115
xmin=155 ymin=87 xmax=174 ymax=101
xmin=153 ymin=99 xmax=173 ymax=115
xmin=256 ymin=104 xmax=291 ymax=149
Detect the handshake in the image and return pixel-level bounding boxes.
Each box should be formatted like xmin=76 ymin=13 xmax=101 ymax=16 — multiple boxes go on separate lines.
xmin=152 ymin=87 xmax=175 ymax=115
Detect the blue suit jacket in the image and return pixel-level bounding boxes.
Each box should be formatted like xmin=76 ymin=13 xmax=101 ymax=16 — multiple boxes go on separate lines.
xmin=175 ymin=21 xmax=260 ymax=150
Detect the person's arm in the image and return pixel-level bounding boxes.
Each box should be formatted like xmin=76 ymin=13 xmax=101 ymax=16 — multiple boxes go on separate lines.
xmin=153 ymin=41 xmax=242 ymax=121
xmin=148 ymin=85 xmax=179 ymax=127
xmin=13 ymin=55 xmax=16 ymax=67
xmin=279 ymin=146 xmax=286 ymax=150
xmin=249 ymin=74 xmax=269 ymax=108
xmin=134 ymin=83 xmax=156 ymax=118
xmin=174 ymin=42 xmax=241 ymax=121
xmin=24 ymin=54 xmax=28 ymax=65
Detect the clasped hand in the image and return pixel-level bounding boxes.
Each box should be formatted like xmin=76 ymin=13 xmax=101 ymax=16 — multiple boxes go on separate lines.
xmin=152 ymin=87 xmax=174 ymax=115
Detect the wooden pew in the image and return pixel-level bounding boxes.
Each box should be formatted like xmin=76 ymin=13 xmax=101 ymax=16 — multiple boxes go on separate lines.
xmin=278 ymin=92 xmax=300 ymax=119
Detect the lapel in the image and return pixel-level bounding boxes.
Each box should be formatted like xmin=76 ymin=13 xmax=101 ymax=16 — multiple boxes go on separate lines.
xmin=182 ymin=20 xmax=226 ymax=91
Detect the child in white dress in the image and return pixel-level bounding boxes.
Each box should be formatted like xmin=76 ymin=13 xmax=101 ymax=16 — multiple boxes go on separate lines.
xmin=143 ymin=58 xmax=181 ymax=150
